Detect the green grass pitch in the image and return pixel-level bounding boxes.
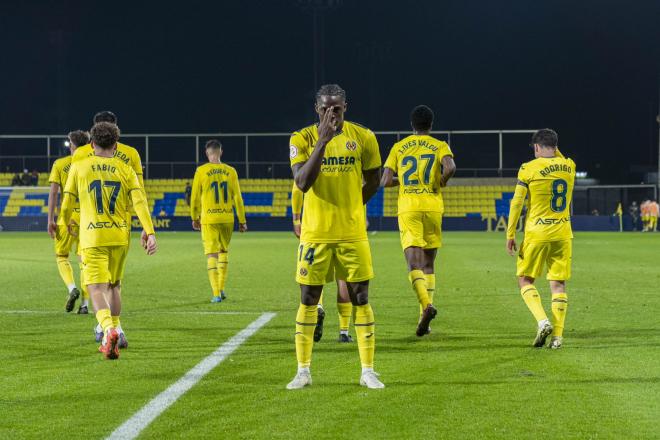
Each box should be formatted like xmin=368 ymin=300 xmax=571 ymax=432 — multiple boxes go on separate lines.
xmin=0 ymin=231 xmax=658 ymax=439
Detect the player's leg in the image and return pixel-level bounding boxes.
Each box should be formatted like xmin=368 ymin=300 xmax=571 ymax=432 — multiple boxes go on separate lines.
xmin=517 ymin=241 xmax=553 ymax=347
xmin=400 ymin=212 xmax=435 ymax=335
xmin=336 ymin=240 xmax=383 ymax=388
xmin=546 ymin=240 xmax=572 ymax=349
xmin=84 ymin=247 xmax=119 ymax=359
xmin=314 ymin=290 xmax=325 ymax=342
xmin=71 ymin=226 xmax=89 ymax=314
xmin=216 ymin=223 xmax=233 ymax=300
xmin=336 ymin=279 xmax=353 ymax=342
xmin=55 ymin=225 xmax=80 ymax=312
xmin=202 ymin=224 xmax=222 ymax=302
xmin=287 ymin=242 xmax=331 ymax=389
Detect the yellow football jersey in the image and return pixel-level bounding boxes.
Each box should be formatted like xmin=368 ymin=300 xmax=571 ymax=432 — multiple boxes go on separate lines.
xmin=289 ymin=121 xmax=381 ymax=243
xmin=384 ymin=135 xmax=453 ymax=214
xmin=190 ymin=162 xmax=246 ymax=225
xmin=63 ymin=156 xmax=145 ymax=249
xmin=48 ymin=156 xmax=80 ymax=225
xmin=72 ymin=142 xmax=144 ymax=187
xmin=516 ymin=156 xmax=576 ymax=242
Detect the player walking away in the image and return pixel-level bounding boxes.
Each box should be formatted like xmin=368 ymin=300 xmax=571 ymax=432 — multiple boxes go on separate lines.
xmin=381 ymin=105 xmax=456 ymax=337
xmin=191 ymin=140 xmax=247 ymax=303
xmin=60 ymin=122 xmax=157 ymax=359
xmin=640 ymin=200 xmax=649 ymax=232
xmin=70 ymin=111 xmax=145 ymax=347
xmin=291 ymin=183 xmax=354 ymax=343
xmin=48 ymin=130 xmax=91 ymax=313
xmin=506 ymin=129 xmax=575 ymax=349
xmin=649 ymin=200 xmax=659 ymax=232
xmin=286 ymin=84 xmax=383 ymax=390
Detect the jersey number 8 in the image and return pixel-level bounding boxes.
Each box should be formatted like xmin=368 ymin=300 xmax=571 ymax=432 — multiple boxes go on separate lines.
xmin=551 ymin=178 xmax=568 ymax=212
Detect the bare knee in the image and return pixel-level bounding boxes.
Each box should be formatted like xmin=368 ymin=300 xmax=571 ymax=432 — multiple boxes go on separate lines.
xmin=518 ymin=276 xmax=535 ymax=289
xmin=347 ymin=281 xmax=369 ymax=306
xmin=549 ymin=280 xmax=566 ymax=293
xmin=300 ymin=285 xmax=322 ymax=306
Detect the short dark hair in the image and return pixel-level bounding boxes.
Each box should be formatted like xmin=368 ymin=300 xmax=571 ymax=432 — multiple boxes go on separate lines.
xmin=68 ymin=130 xmax=90 ymax=148
xmin=410 ymin=105 xmax=434 ymax=131
xmin=90 ymin=122 xmax=120 ymax=149
xmin=531 ymin=128 xmax=558 ymax=148
xmin=205 ymin=139 xmax=222 ymax=150
xmin=316 ymin=84 xmax=346 ymax=102
xmin=93 ymin=111 xmax=118 ymax=124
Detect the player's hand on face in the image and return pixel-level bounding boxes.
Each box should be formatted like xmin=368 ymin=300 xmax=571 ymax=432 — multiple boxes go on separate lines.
xmin=145 ymin=234 xmax=157 ymax=255
xmin=318 ymin=106 xmax=337 ymax=144
xmin=293 ymin=223 xmax=301 ymax=238
xmin=506 ymin=238 xmax=517 ymax=256
xmin=192 ymin=220 xmax=201 ymax=231
xmin=239 ymin=223 xmax=248 ymax=233
xmin=47 ymin=221 xmax=57 ymax=239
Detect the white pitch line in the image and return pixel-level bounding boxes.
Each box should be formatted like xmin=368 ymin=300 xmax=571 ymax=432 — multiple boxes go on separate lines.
xmin=106 ymin=312 xmax=276 ymax=440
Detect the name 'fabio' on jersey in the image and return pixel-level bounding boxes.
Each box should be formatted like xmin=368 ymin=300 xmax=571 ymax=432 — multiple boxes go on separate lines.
xmin=518 ymin=156 xmax=576 ymax=242
xmin=384 ymin=134 xmax=453 ymax=214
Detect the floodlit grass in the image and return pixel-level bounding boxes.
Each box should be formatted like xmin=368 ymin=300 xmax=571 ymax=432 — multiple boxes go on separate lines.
xmin=0 ymin=231 xmax=658 ymax=439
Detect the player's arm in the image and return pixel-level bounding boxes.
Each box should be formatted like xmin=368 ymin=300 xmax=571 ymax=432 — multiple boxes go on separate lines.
xmin=127 ymin=169 xmax=157 ymax=255
xmin=190 ymin=170 xmax=202 ymax=230
xmin=291 ymin=183 xmax=303 ymax=238
xmin=47 ymin=182 xmax=60 ymax=238
xmin=362 ymin=168 xmax=381 ymax=204
xmin=506 ymin=180 xmax=528 ymax=256
xmin=380 ymin=167 xmax=399 ymax=187
xmin=438 ymin=155 xmax=456 ymax=187
xmin=60 ymin=166 xmax=78 ymax=231
xmin=292 ymin=107 xmax=336 ymax=192
xmin=232 ymin=171 xmax=247 ymax=232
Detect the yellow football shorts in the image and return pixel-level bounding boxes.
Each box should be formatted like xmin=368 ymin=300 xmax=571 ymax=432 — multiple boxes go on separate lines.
xmin=54 ymin=224 xmax=79 ymax=256
xmin=201 ymin=223 xmax=234 ymax=254
xmin=517 ymin=239 xmax=572 ymax=280
xmin=398 ymin=211 xmax=442 ymax=250
xmin=81 ymin=245 xmax=129 ymax=285
xmin=296 ymin=240 xmax=374 ymax=286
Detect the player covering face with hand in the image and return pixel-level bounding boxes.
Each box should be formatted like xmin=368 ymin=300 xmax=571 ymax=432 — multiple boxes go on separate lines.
xmin=286 ymin=84 xmax=384 ymax=390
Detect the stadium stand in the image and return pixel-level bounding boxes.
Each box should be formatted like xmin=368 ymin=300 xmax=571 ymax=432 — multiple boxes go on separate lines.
xmin=0 ymin=175 xmax=516 ymax=218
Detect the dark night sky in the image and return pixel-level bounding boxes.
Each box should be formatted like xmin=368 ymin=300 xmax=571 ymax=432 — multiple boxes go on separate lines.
xmin=1 ymin=0 xmax=658 ymax=182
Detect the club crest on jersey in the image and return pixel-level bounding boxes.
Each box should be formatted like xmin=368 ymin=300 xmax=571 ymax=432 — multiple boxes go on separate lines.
xmin=346 ymin=140 xmax=357 ymax=151
xmin=299 ymin=268 xmax=308 ymax=276
xmin=290 ymin=145 xmax=298 ymax=159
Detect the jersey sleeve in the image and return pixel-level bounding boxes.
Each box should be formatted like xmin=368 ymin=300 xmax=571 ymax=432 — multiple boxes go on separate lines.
xmin=190 ymin=168 xmax=202 ymax=221
xmin=125 ymin=164 xmax=142 ymax=192
xmin=48 ymin=161 xmax=62 ymax=186
xmin=383 ymin=146 xmax=398 ymax=171
xmin=129 ymin=148 xmax=145 ymax=187
xmin=361 ymin=129 xmax=381 ymax=170
xmin=62 ymin=164 xmax=79 ymax=198
xmin=517 ymin=163 xmax=533 ymax=186
xmin=289 ymin=131 xmax=310 ymax=167
xmin=438 ymin=142 xmax=454 ymax=158
xmin=232 ymin=169 xmax=246 ymax=224
xmin=291 ymin=183 xmax=303 ymax=216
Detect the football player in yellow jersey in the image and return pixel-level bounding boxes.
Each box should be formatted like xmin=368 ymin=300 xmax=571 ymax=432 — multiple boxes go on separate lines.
xmin=291 ymin=183 xmax=354 ymax=343
xmin=506 ymin=129 xmax=575 ymax=350
xmin=381 ymin=105 xmax=456 ymax=337
xmin=60 ymin=122 xmax=157 ymax=359
xmin=191 ymin=140 xmax=247 ymax=303
xmin=286 ymin=84 xmax=383 ymax=390
xmin=48 ymin=130 xmax=90 ymax=313
xmin=71 ymin=111 xmax=145 ymax=347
